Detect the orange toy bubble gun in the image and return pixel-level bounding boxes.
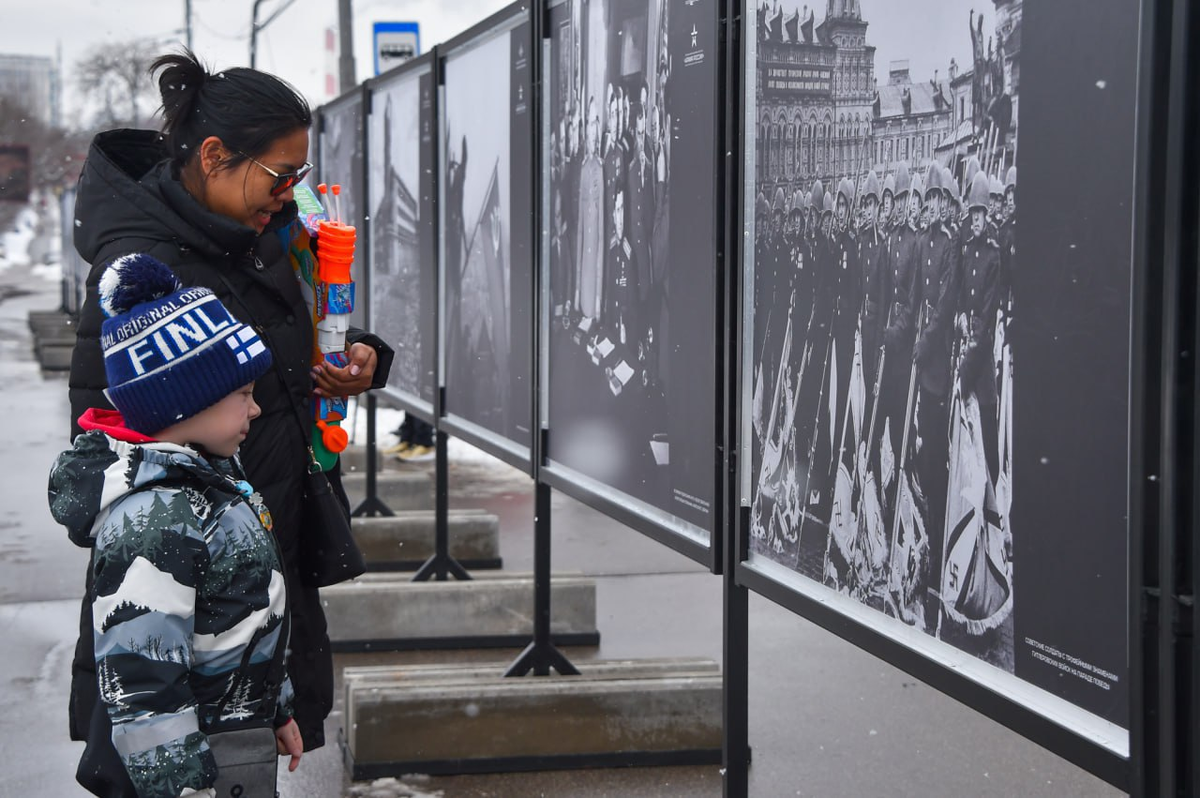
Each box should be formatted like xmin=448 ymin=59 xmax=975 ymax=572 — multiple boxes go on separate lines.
xmin=293 ymin=183 xmax=356 ymax=469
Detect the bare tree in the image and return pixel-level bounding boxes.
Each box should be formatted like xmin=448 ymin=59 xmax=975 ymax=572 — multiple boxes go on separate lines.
xmin=0 ymin=95 xmax=89 ymax=191
xmin=75 ymin=40 xmax=162 ymax=129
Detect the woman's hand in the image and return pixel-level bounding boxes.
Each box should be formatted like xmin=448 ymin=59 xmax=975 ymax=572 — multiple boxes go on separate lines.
xmin=312 ymin=342 xmax=378 ymax=398
xmin=275 ymin=718 xmax=304 ymax=772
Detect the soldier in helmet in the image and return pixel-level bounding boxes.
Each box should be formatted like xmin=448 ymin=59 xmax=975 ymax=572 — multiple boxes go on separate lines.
xmin=946 ymin=173 xmax=963 ymax=240
xmin=755 ymin=187 xmax=791 ymax=423
xmin=881 ymin=167 xmax=924 ymax=525
xmin=880 ymin=173 xmax=896 ymax=237
xmin=770 ymin=186 xmax=790 ymax=328
xmin=939 ymin=165 xmax=955 ymax=230
xmin=808 ymin=180 xmax=825 ymax=245
xmin=988 ymin=175 xmax=1005 ymax=240
xmin=858 ymin=170 xmax=888 ymax=381
xmin=958 ymin=155 xmax=982 ymax=247
xmin=821 ymin=190 xmax=835 ymax=240
xmin=885 ymin=162 xmax=911 ymax=269
xmin=772 ymin=186 xmax=787 ymax=247
xmin=820 ymin=180 xmax=861 ymax=518
xmin=958 ymin=171 xmax=1003 ymax=479
xmin=913 ymin=163 xmax=961 ymax=630
xmin=787 ymin=199 xmax=810 ymax=312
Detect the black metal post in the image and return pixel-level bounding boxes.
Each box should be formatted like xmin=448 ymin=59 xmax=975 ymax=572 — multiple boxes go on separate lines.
xmin=722 ymin=1 xmax=751 ymax=793
xmin=723 ymin=507 xmax=751 ymax=797
xmin=505 ymin=479 xmax=578 ymax=676
xmin=350 ymin=395 xmax=394 ymax=519
xmin=505 ymin=5 xmax=576 ymax=678
xmin=412 ymin=428 xmax=471 ymax=581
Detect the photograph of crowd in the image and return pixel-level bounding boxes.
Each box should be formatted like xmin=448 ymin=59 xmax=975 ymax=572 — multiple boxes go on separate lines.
xmin=545 ymin=0 xmax=719 ymax=531
xmin=748 ymin=0 xmax=1019 ymax=670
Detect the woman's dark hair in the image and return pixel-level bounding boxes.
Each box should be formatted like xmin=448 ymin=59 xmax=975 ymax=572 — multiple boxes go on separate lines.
xmin=152 ymin=49 xmax=312 ymax=171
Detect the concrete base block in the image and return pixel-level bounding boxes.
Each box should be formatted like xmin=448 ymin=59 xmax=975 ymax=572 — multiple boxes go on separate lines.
xmin=27 ymin=309 xmax=71 ymax=334
xmin=322 ymin=573 xmax=598 ymax=651
xmin=37 ymin=342 xmax=75 ymax=370
xmin=352 ymin=511 xmax=502 ymax=571
xmin=342 ymin=658 xmax=723 ymax=777
xmin=341 ymin=470 xmax=433 ymax=512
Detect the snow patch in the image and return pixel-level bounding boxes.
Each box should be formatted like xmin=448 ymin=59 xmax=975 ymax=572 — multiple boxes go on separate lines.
xmin=0 ymin=206 xmax=38 ymax=271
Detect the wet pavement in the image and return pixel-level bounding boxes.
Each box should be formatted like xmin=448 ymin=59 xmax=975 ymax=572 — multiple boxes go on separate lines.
xmin=0 ymin=214 xmax=1124 ymax=796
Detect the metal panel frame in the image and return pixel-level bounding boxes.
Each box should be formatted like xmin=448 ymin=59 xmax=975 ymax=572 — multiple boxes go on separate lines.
xmin=437 ymin=1 xmax=536 ymax=474
xmin=724 ymin=0 xmax=1171 ymax=790
xmin=364 ymin=50 xmax=440 ymax=425
xmin=535 ymin=0 xmax=727 ymax=573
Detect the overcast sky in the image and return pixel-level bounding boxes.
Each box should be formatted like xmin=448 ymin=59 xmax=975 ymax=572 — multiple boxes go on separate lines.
xmin=2 ymin=0 xmax=512 ymax=127
xmin=858 ymin=0 xmax=996 ymax=86
xmin=5 ymin=0 xmax=997 ymax=128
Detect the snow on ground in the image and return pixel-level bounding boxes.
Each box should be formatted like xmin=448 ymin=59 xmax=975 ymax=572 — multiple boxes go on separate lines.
xmin=0 ymin=206 xmax=38 ymax=271
xmin=349 ymin=401 xmax=513 ymax=468
xmin=0 ymin=195 xmax=65 ymax=284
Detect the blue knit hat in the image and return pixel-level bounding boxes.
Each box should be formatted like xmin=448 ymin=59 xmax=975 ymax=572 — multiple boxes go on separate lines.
xmin=98 ymin=254 xmax=274 ymax=435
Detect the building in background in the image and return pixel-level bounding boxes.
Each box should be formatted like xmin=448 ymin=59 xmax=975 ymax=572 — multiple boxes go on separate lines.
xmin=870 ymin=60 xmax=952 ymax=170
xmin=755 ymin=0 xmax=1021 ymax=200
xmin=0 ymin=54 xmax=59 ymax=128
xmin=755 ymin=0 xmax=875 ymax=199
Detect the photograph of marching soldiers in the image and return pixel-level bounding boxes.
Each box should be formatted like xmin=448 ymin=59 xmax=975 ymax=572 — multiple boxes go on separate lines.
xmin=545 ymin=0 xmax=717 ymax=523
xmin=369 ymin=71 xmax=432 ymax=403
xmin=748 ymin=0 xmax=1019 ymax=670
xmin=442 ymin=32 xmax=522 ymax=441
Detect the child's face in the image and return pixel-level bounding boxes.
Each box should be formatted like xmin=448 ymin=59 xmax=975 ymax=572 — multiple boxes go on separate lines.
xmin=157 ymin=382 xmax=262 ymax=458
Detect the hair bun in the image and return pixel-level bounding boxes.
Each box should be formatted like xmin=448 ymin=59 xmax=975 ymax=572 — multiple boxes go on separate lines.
xmin=98 ymin=254 xmax=182 ymax=318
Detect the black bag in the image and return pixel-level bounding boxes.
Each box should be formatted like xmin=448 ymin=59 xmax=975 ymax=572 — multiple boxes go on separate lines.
xmin=297 ymin=456 xmax=366 ymax=587
xmin=208 ymin=725 xmax=279 ymax=797
xmin=210 ymin=268 xmax=366 ymax=589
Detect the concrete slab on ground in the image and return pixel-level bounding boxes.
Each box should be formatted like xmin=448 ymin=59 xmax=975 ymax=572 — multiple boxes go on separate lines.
xmin=343 ymin=658 xmax=722 ymax=778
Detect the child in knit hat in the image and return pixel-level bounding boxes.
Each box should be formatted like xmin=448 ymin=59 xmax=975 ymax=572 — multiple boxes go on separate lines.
xmin=49 ymin=254 xmax=302 ymax=798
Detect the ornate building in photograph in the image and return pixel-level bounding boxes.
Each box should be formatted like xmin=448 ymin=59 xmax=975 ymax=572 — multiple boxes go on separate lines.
xmin=870 ymin=60 xmax=952 ymax=170
xmin=755 ymin=0 xmax=874 ymax=199
xmin=756 ymin=0 xmax=1021 ymax=200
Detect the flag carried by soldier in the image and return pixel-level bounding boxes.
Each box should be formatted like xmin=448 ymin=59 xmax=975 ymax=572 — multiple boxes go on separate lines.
xmin=994 ymin=310 xmax=1014 ymax=568
xmin=940 ymin=374 xmax=1013 ymax=635
xmin=825 ymin=322 xmax=867 ymax=591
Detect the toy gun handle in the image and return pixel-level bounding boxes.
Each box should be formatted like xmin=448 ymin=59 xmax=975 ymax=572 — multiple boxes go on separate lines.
xmin=310 ymin=216 xmax=357 ymax=468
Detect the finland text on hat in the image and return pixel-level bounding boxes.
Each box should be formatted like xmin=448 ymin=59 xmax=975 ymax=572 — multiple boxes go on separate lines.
xmin=98 ymin=253 xmax=273 ymax=434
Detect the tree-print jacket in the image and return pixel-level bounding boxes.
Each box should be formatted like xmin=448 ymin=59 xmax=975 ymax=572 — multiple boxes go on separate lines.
xmin=49 ymin=408 xmax=292 ymax=798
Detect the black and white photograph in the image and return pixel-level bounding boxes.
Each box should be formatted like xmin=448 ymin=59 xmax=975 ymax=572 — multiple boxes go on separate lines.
xmin=745 ymin=1 xmax=1130 ymax=728
xmin=440 ymin=16 xmax=534 ymax=451
xmin=368 ymin=63 xmax=437 ymax=408
xmin=544 ymin=0 xmax=720 ymax=535
xmin=319 ymin=94 xmax=366 ymax=328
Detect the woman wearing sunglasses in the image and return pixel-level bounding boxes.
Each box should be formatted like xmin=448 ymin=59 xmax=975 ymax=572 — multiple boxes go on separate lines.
xmin=66 ymin=49 xmax=392 ymax=793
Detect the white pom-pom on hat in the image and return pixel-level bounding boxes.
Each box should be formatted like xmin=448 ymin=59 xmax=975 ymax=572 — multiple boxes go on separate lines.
xmin=98 ymin=254 xmax=182 ymax=318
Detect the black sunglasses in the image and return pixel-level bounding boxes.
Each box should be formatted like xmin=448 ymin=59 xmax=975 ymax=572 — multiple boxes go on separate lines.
xmin=239 ymin=151 xmax=314 ymax=196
